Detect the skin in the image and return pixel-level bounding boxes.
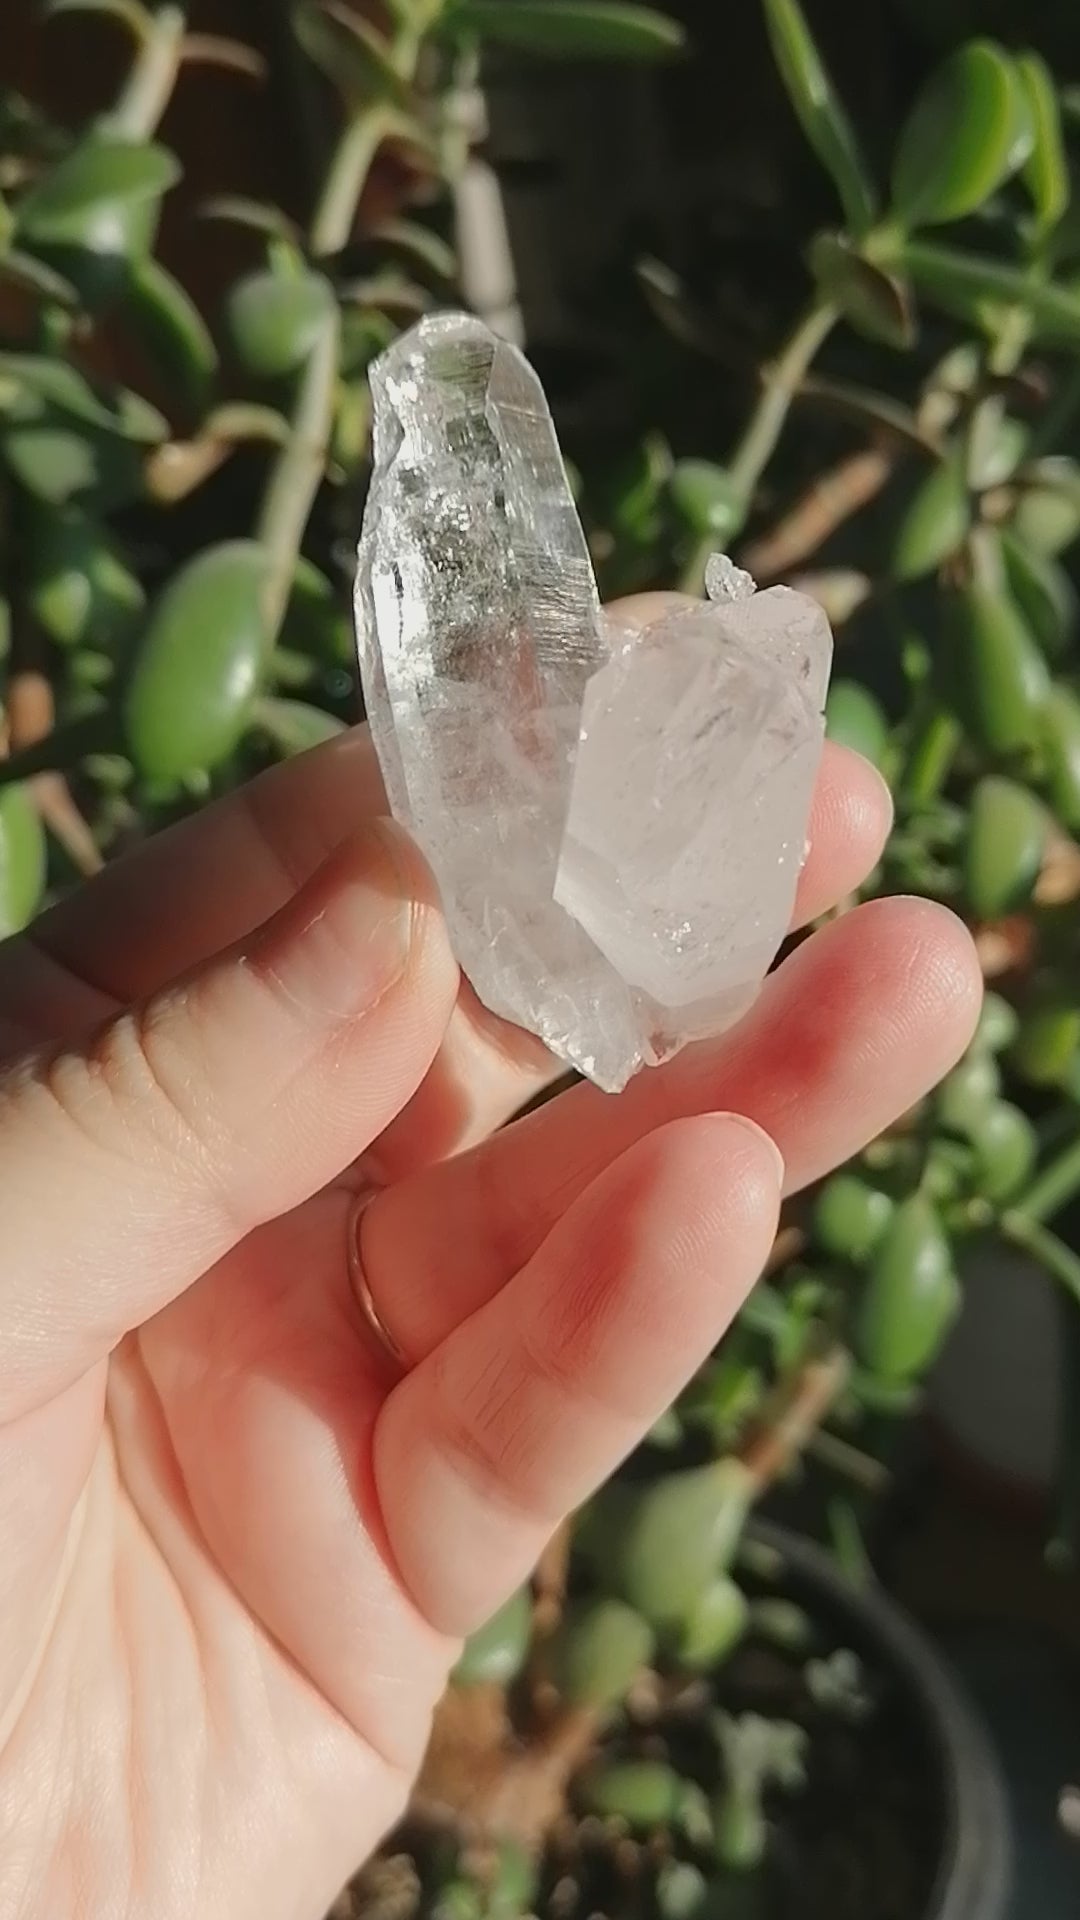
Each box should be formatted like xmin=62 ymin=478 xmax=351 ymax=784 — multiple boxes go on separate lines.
xmin=0 ymin=598 xmax=982 ymax=1919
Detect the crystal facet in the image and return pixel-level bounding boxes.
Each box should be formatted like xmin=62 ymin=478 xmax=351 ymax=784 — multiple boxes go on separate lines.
xmin=355 ymin=313 xmax=833 ymax=1093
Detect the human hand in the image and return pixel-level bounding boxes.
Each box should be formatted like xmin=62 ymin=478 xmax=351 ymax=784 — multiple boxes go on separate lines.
xmin=0 ymin=603 xmax=981 ymax=1919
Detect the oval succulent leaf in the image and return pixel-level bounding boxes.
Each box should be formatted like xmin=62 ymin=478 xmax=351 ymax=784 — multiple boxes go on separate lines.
xmin=547 ymin=1599 xmax=654 ymax=1707
xmin=808 ymin=233 xmax=914 ymax=349
xmin=124 ymin=540 xmax=271 ymax=781
xmin=938 ymin=579 xmax=1051 ymax=753
xmin=446 ymin=0 xmax=686 ymax=61
xmin=824 ymin=680 xmax=888 ymax=767
xmin=15 ymin=135 xmax=179 ymax=246
xmin=1016 ymin=51 xmax=1069 ymax=236
xmin=891 ymin=455 xmax=970 ymax=581
xmin=127 ymin=256 xmax=218 ymax=418
xmin=0 ymin=784 xmax=48 ymax=938
xmin=892 ymin=40 xmax=1034 ymax=228
xmin=856 ymin=1196 xmax=960 ymax=1382
xmin=763 ymin=0 xmax=876 ymax=235
xmin=957 ymin=771 xmax=1045 ymax=913
xmin=452 ymin=1585 xmax=532 ymax=1687
xmin=292 ymin=0 xmax=410 ymax=102
xmin=226 ymin=269 xmax=335 ymax=380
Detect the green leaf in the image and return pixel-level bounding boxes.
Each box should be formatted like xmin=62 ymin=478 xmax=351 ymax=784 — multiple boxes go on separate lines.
xmin=970 ymin=1101 xmax=1038 ymax=1203
xmin=547 ymin=1599 xmax=654 ymax=1706
xmin=813 ymin=1172 xmax=893 ymax=1263
xmin=938 ymin=575 xmax=1051 ymax=755
xmin=808 ymin=232 xmax=913 ymax=349
xmin=0 ymin=357 xmax=156 ymax=506
xmin=899 ymin=239 xmax=1080 ymax=346
xmin=581 ymin=1460 xmax=754 ymax=1629
xmin=15 ymin=135 xmax=180 ymax=306
xmin=668 ymin=460 xmax=745 ymax=539
xmin=1001 ymin=531 xmax=1076 ymax=663
xmin=448 ymin=0 xmax=685 ymax=60
xmin=292 ymin=1 xmax=410 ymax=103
xmin=1040 ymin=684 xmax=1080 ymax=830
xmin=891 ymin=41 xmax=1033 ymax=228
xmin=1014 ymin=458 xmax=1080 ymax=556
xmin=824 ymin=680 xmax=889 ymax=767
xmin=28 ymin=507 xmax=144 ymax=649
xmin=676 ymin=1575 xmax=749 ymax=1671
xmin=964 ymin=776 xmax=1047 ymax=919
xmin=225 ymin=269 xmax=336 ymax=380
xmin=762 ymin=0 xmax=876 ymax=236
xmin=368 ymin=217 xmax=457 ymax=284
xmin=15 ymin=138 xmax=180 ymax=241
xmin=199 ymin=195 xmax=303 ymax=245
xmin=891 ymin=454 xmax=970 ymax=581
xmin=580 ymin=1761 xmax=695 ymax=1830
xmin=124 ymin=541 xmax=271 ymax=781
xmin=0 ymin=785 xmax=47 ymax=937
xmin=452 ymin=1587 xmax=532 ymax=1687
xmin=1016 ymin=52 xmax=1069 ymax=238
xmin=126 ymin=257 xmax=218 ymax=418
xmin=856 ymin=1196 xmax=960 ymax=1382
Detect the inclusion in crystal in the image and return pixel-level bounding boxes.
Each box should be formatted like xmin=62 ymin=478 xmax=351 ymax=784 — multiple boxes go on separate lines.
xmin=354 ymin=312 xmax=833 ymax=1093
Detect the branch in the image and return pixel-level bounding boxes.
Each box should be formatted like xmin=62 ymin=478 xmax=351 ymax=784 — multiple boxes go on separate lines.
xmin=103 ymin=2 xmax=186 ymax=140
xmin=741 ymin=447 xmax=893 ymax=582
xmin=739 ymin=1343 xmax=852 ymax=1493
xmin=7 ymin=672 xmax=102 ymax=875
xmin=727 ymin=300 xmax=838 ymax=504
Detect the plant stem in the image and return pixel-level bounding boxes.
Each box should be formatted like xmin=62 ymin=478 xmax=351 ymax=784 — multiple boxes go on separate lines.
xmin=105 ymin=2 xmax=187 ymax=140
xmin=1000 ymin=1210 xmax=1080 ymax=1307
xmin=740 ymin=1343 xmax=851 ymax=1492
xmin=1011 ymin=1129 xmax=1080 ymax=1226
xmin=310 ymin=107 xmax=396 ymax=258
xmin=255 ymin=310 xmax=342 ymax=642
xmin=728 ymin=300 xmax=838 ymax=505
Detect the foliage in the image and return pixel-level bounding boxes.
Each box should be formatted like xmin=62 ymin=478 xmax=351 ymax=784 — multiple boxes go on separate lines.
xmin=4 ymin=0 xmax=1080 ymax=1909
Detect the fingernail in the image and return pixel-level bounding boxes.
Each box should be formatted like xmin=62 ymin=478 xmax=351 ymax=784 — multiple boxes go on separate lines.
xmin=255 ymin=818 xmax=416 ymax=1020
xmin=718 ymin=1113 xmax=786 ymax=1189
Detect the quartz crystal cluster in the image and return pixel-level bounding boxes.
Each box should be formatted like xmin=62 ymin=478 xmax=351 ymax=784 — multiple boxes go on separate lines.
xmin=354 ymin=313 xmax=833 ymax=1092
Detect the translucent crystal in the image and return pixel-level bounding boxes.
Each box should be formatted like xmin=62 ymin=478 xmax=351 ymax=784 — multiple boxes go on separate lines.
xmin=704 ymin=551 xmax=756 ymax=604
xmin=354 ymin=313 xmax=833 ymax=1093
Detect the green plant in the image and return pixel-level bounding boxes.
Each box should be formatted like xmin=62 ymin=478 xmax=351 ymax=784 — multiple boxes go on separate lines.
xmin=4 ymin=1 xmax=1079 ymax=1913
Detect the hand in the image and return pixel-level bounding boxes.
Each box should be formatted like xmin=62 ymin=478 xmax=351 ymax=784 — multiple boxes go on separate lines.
xmin=0 ymin=607 xmax=980 ymax=1920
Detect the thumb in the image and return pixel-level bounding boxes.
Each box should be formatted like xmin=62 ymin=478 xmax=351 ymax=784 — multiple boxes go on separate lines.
xmin=0 ymin=818 xmax=458 ymax=1418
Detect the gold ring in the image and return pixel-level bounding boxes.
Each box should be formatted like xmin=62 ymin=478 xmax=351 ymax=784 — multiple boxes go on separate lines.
xmin=347 ymin=1193 xmax=407 ymax=1372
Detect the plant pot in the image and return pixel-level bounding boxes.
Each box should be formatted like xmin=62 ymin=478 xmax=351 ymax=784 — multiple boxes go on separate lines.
xmin=746 ymin=1521 xmax=1012 ymax=1920
xmin=927 ymin=1245 xmax=1064 ymax=1509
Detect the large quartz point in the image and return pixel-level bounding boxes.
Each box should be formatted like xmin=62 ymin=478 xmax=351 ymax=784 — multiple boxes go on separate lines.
xmin=355 ymin=312 xmax=833 ymax=1093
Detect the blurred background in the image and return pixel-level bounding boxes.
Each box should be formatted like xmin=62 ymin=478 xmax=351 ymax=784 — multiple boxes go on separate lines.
xmin=2 ymin=3 xmax=1080 ymax=1917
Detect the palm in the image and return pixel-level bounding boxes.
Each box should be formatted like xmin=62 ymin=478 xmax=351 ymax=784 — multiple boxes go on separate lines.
xmin=0 ymin=716 xmax=980 ymax=1920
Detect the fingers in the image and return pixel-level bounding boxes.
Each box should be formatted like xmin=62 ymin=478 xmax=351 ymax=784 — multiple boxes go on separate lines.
xmin=25 ymin=727 xmax=388 ymax=1010
xmin=793 ymin=741 xmax=891 ymax=924
xmin=359 ymin=897 xmax=982 ymax=1361
xmin=373 ymin=1115 xmax=783 ymax=1634
xmin=0 ymin=821 xmax=457 ymax=1419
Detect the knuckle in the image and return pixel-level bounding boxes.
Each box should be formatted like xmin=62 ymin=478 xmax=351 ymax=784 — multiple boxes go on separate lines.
xmin=430 ymin=1340 xmax=559 ymax=1528
xmin=32 ymin=991 xmax=231 ymax=1205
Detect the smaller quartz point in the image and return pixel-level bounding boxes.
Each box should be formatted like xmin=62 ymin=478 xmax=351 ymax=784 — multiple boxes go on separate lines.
xmin=355 ymin=313 xmax=833 ymax=1093
xmin=705 ymin=551 xmax=757 ymax=604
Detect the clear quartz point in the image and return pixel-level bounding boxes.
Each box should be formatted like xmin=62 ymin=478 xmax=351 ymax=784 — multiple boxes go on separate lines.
xmin=354 ymin=313 xmax=833 ymax=1093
